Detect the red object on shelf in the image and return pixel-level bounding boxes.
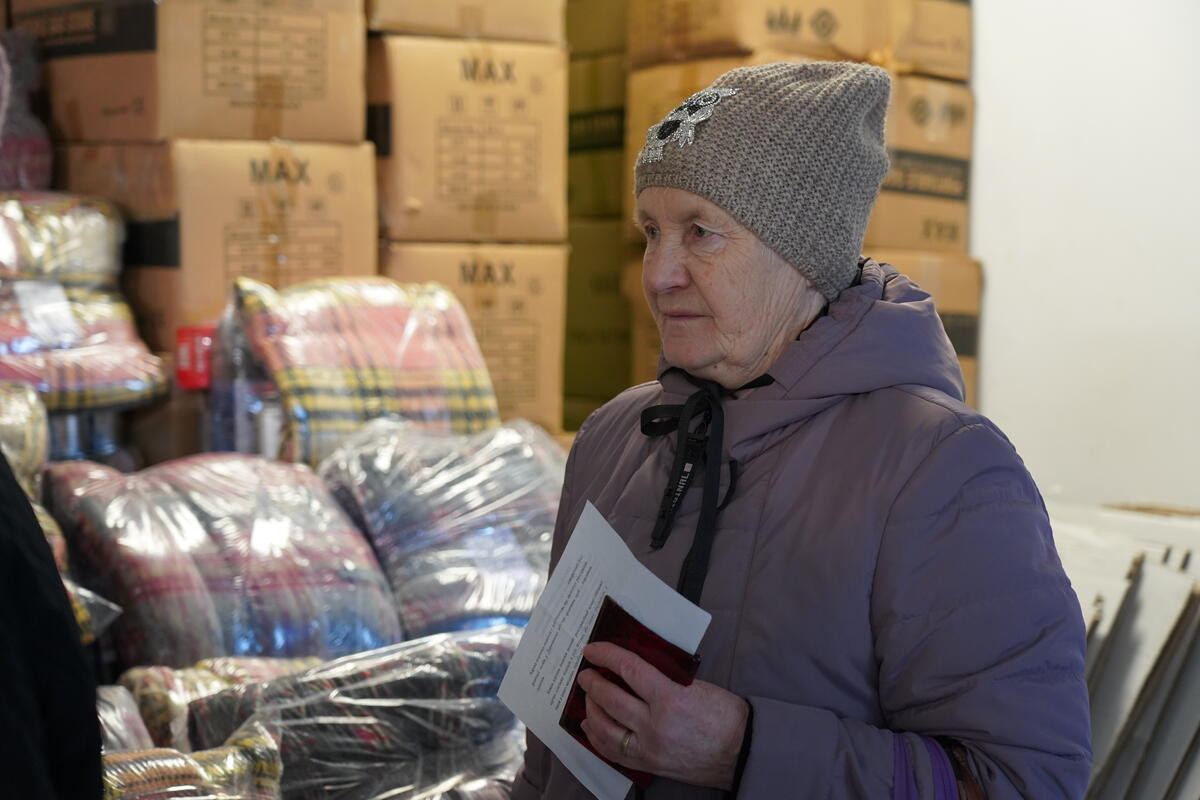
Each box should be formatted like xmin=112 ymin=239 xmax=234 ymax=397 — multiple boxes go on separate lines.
xmin=176 ymin=324 xmax=216 ymax=390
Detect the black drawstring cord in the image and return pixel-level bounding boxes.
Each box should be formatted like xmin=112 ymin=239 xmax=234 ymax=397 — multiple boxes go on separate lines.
xmin=638 ymin=373 xmax=772 ymax=605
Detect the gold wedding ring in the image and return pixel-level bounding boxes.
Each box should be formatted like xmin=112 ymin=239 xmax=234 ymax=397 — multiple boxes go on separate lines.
xmin=621 ymin=729 xmax=635 ymax=757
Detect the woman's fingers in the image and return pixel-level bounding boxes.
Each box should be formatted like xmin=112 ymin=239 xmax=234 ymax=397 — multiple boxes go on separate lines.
xmin=582 ymin=692 xmax=639 ymax=763
xmin=584 ymin=642 xmax=670 ymax=703
xmin=578 ymin=668 xmax=650 ymax=732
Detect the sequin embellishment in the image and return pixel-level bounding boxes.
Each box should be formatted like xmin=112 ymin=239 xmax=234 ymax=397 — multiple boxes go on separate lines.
xmin=639 ymin=87 xmax=741 ymax=164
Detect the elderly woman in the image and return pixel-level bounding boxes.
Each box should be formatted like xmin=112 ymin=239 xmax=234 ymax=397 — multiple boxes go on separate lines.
xmin=514 ymin=62 xmax=1090 ymax=799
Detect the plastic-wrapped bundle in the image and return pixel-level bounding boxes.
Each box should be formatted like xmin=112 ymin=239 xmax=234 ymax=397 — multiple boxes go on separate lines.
xmin=0 ymin=380 xmax=46 ymax=495
xmin=45 ymin=453 xmax=402 ymax=669
xmin=320 ymin=419 xmax=565 ymax=638
xmin=99 ymin=686 xmax=155 ymax=754
xmin=0 ymin=31 xmax=52 ymax=191
xmin=211 ymin=277 xmax=500 ymax=467
xmin=101 ymin=721 xmax=281 ymax=800
xmin=188 ymin=626 xmax=521 ymax=800
xmin=121 ymin=657 xmax=320 ymax=751
xmin=31 ymin=497 xmax=123 ymax=645
xmin=0 ymin=193 xmax=166 ymax=411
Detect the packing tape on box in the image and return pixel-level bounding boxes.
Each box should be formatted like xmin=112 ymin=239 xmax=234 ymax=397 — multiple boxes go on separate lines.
xmin=252 ymin=75 xmax=286 ymax=141
xmin=458 ymin=4 xmax=486 ymax=38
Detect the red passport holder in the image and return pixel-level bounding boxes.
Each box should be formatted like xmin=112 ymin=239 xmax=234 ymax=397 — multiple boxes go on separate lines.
xmin=559 ymin=595 xmax=701 ymax=787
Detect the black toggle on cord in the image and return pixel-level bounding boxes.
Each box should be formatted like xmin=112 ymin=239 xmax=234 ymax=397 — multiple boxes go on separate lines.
xmin=638 ymin=373 xmax=773 ymax=606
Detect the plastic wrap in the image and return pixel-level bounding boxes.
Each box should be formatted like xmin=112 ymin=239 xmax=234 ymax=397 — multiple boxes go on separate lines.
xmin=320 ymin=419 xmax=565 ymax=638
xmin=99 ymin=685 xmax=156 ymax=754
xmin=0 ymin=31 xmax=52 ymax=191
xmin=0 ymin=192 xmax=166 ymax=411
xmin=0 ymin=379 xmax=46 ymax=495
xmin=45 ymin=453 xmax=402 ymax=669
xmin=210 ymin=277 xmax=501 ymax=467
xmin=187 ymin=626 xmax=522 ymax=800
xmin=101 ymin=721 xmax=281 ymax=800
xmin=121 ymin=658 xmax=320 ymax=751
xmin=30 ymin=496 xmax=123 ymax=644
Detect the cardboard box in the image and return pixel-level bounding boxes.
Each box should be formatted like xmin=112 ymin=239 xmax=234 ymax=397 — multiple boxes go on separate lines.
xmin=56 ymin=139 xmax=378 ymax=352
xmin=367 ymin=0 xmax=564 ymax=44
xmin=11 ymin=0 xmax=365 ymax=143
xmin=369 ymin=36 xmax=567 ymax=243
xmin=123 ymin=353 xmax=207 ymax=467
xmin=569 ymin=52 xmax=626 ymax=217
xmin=567 ymin=0 xmax=627 ymax=56
xmin=565 ymin=219 xmax=640 ymax=399
xmin=864 ymin=75 xmax=973 ymax=253
xmin=621 ymin=260 xmax=660 ymax=385
xmin=869 ymin=248 xmax=981 ymax=407
xmin=381 ymin=241 xmax=568 ymax=433
xmin=627 ymin=0 xmax=971 ymax=81
xmin=624 ymin=61 xmax=972 ymax=252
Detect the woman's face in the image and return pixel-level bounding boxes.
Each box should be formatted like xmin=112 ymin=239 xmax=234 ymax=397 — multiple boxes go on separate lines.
xmin=637 ymin=187 xmax=827 ymax=388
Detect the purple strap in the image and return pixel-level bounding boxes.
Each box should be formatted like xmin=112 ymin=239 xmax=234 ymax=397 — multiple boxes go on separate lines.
xmin=892 ymin=735 xmax=960 ymax=800
xmin=923 ymin=737 xmax=959 ymax=800
xmin=892 ymin=736 xmax=920 ymax=800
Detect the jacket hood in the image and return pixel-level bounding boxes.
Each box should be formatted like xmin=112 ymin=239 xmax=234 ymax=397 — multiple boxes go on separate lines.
xmin=656 ymin=259 xmax=965 ymax=460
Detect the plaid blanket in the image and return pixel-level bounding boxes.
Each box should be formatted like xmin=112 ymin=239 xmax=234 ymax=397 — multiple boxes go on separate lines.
xmin=45 ymin=453 xmax=402 ymax=669
xmin=120 ymin=657 xmax=319 ymax=751
xmin=321 ymin=419 xmax=565 ymax=638
xmin=0 ymin=193 xmax=165 ymax=411
xmin=98 ymin=686 xmax=155 ymax=754
xmin=187 ymin=626 xmax=522 ymax=800
xmin=101 ymin=721 xmax=281 ymax=800
xmin=0 ymin=380 xmax=46 ymax=495
xmin=221 ymin=277 xmax=500 ymax=467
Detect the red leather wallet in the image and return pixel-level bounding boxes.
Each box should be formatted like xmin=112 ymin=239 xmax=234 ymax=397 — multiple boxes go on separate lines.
xmin=560 ymin=595 xmax=702 ymax=787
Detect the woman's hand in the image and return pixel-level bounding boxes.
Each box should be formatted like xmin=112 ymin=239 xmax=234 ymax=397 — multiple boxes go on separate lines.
xmin=577 ymin=641 xmax=750 ymax=790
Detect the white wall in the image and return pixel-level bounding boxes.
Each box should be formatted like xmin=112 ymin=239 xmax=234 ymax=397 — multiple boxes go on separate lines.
xmin=971 ymin=0 xmax=1200 ymax=508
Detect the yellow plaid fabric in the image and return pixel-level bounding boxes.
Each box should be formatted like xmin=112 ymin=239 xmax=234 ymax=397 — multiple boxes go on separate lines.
xmin=235 ymin=277 xmax=500 ymax=467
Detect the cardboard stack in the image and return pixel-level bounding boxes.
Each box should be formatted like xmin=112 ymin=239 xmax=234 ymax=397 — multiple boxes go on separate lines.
xmin=372 ymin=0 xmax=569 ymax=435
xmin=13 ymin=0 xmax=377 ymax=463
xmin=563 ymin=0 xmax=641 ymax=431
xmin=623 ymin=0 xmax=981 ymax=406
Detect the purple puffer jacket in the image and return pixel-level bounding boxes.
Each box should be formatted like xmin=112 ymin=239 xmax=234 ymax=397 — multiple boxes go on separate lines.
xmin=513 ymin=261 xmax=1091 ymax=799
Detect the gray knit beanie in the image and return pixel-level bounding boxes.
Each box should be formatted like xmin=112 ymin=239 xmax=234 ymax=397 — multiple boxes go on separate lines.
xmin=635 ymin=61 xmax=891 ymax=301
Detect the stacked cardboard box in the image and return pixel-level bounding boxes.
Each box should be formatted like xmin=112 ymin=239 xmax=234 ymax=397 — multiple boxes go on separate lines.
xmin=564 ymin=0 xmax=640 ymax=431
xmin=370 ymin=2 xmax=569 ymax=435
xmin=14 ymin=0 xmax=378 ymax=461
xmin=623 ymin=0 xmax=980 ymax=405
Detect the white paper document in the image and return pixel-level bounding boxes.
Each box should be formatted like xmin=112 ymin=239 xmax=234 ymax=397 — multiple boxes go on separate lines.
xmin=499 ymin=502 xmax=712 ymax=800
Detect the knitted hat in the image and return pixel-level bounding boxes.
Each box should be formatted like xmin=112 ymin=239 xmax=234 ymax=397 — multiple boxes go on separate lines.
xmin=635 ymin=61 xmax=891 ymax=301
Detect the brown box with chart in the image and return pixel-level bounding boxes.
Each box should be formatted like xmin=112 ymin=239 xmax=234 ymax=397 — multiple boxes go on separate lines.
xmin=864 ymin=75 xmax=973 ymax=254
xmin=56 ymin=139 xmax=378 ymax=352
xmin=381 ymin=242 xmax=568 ymax=433
xmin=367 ymin=0 xmax=564 ymax=44
xmin=627 ymin=0 xmax=971 ymax=81
xmin=10 ymin=0 xmax=365 ymax=143
xmin=368 ymin=35 xmax=567 ymax=243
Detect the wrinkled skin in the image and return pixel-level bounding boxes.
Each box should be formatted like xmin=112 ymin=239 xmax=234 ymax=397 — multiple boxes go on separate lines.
xmin=637 ymin=187 xmax=827 ymax=390
xmin=578 ymin=642 xmax=750 ymax=790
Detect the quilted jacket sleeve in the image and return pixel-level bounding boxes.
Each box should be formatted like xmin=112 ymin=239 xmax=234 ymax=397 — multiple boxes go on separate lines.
xmin=738 ymin=421 xmax=1092 ymax=799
